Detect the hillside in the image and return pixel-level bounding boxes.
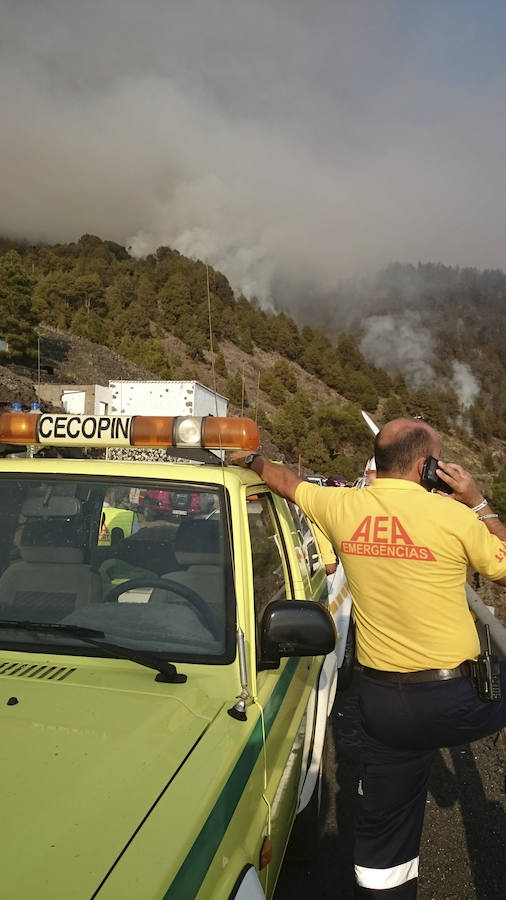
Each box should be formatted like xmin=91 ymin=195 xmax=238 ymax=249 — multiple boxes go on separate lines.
xmin=0 ymin=322 xmax=492 ymax=477
xmin=0 ymin=232 xmax=505 ymax=473
xmin=0 ymin=237 xmax=505 ymax=620
xmin=0 ymin=232 xmax=505 ymax=467
xmin=0 ymin=320 xmax=505 ymax=623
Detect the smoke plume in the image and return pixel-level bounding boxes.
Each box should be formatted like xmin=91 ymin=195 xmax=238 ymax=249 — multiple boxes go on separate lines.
xmin=450 ymin=360 xmax=480 ymax=410
xmin=2 ymin=2 xmax=506 ymax=305
xmin=359 ymin=312 xmax=480 ymax=409
xmin=359 ymin=312 xmax=436 ymax=388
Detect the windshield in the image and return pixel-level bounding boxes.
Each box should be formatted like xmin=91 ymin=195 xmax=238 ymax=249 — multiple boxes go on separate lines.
xmin=0 ymin=475 xmax=234 ymax=663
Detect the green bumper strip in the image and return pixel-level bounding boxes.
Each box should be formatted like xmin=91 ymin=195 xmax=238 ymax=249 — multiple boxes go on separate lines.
xmin=163 ymin=657 xmax=299 ymax=900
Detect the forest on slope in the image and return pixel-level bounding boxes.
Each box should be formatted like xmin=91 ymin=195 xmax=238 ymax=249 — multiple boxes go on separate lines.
xmin=0 ymin=234 xmax=505 ymax=516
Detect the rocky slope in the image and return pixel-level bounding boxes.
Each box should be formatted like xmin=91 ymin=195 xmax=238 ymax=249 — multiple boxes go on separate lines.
xmin=0 ymin=323 xmax=504 ymax=622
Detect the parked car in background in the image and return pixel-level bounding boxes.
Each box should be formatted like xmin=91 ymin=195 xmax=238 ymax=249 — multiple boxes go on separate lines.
xmin=138 ymin=488 xmax=215 ymax=521
xmin=325 ymin=475 xmax=349 ymax=487
xmin=138 ymin=488 xmax=174 ymax=519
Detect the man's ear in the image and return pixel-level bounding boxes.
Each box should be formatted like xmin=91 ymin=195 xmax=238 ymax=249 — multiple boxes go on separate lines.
xmin=415 ymin=457 xmax=426 ymax=481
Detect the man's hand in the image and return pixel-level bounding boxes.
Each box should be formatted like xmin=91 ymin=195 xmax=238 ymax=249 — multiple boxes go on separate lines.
xmin=228 ymin=451 xmax=250 ymax=467
xmin=436 ymin=461 xmax=483 ymax=508
xmin=228 ymin=452 xmax=302 ymax=503
xmin=436 ymin=461 xmax=506 ymax=547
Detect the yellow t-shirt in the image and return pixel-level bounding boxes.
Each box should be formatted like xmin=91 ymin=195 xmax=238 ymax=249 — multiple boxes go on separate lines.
xmin=98 ymin=507 xmax=139 ymax=546
xmin=295 ymin=478 xmax=506 ymax=671
xmin=309 ymin=522 xmax=337 ymax=567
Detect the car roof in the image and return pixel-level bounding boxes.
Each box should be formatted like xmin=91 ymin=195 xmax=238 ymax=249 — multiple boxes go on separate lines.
xmin=0 ymin=456 xmax=264 ymax=488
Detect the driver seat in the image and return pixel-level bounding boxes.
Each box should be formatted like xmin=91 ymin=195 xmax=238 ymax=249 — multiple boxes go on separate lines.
xmin=150 ymin=518 xmax=225 ymax=619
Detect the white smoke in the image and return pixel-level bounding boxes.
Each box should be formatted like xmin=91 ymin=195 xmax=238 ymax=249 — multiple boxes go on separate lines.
xmin=2 ymin=2 xmax=506 ymax=305
xmin=359 ymin=312 xmax=436 ymax=388
xmin=450 ymin=360 xmax=479 ymax=410
xmin=360 ymin=312 xmax=480 ymax=411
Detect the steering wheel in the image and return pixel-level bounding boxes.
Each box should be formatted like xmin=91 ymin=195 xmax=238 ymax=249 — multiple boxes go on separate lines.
xmin=104 ymin=577 xmax=220 ymax=638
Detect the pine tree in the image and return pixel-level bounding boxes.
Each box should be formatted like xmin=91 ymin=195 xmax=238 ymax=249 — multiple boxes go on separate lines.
xmin=158 ymin=274 xmax=192 ymax=327
xmin=141 ymin=339 xmax=172 ymax=378
xmin=70 ymin=307 xmax=105 ymax=343
xmin=214 ymin=351 xmax=228 ymax=377
xmin=260 ymin=370 xmax=286 ymax=404
xmin=0 ymin=251 xmax=38 ymax=360
xmin=383 ymin=395 xmax=406 ymax=420
xmin=238 ymin=328 xmax=254 ymax=354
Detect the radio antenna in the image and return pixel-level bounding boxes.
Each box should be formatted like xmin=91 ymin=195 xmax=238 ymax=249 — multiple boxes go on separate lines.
xmin=206 ymin=268 xmax=245 ymax=708
xmin=206 ymin=263 xmax=219 ymax=416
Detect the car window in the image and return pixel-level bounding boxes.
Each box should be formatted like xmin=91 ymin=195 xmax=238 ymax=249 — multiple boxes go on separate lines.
xmin=247 ymin=493 xmax=290 ymax=639
xmin=287 ymin=501 xmax=322 ymax=577
xmin=0 ymin=476 xmax=234 ymax=663
xmin=288 ymin=501 xmax=312 ymax=545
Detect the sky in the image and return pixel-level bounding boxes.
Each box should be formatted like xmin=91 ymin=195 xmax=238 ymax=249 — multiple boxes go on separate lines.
xmin=2 ymin=0 xmax=506 ymax=308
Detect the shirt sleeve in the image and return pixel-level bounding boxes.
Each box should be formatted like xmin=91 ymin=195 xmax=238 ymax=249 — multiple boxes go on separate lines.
xmin=460 ymin=514 xmax=506 ymax=581
xmin=294 ymin=482 xmax=340 ymax=542
xmin=309 ymin=522 xmax=336 ymax=566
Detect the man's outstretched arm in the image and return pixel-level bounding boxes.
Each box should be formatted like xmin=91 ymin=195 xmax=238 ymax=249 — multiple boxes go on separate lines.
xmin=229 ymin=452 xmax=302 ymax=503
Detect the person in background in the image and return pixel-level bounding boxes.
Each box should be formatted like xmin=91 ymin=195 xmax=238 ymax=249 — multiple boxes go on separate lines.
xmin=231 ymin=418 xmax=506 ymax=899
xmin=99 ymin=488 xmax=140 ymax=546
xmin=365 ymin=457 xmax=376 ymax=484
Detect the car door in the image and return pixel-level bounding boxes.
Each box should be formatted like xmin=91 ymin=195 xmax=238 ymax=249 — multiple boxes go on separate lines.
xmin=285 ymin=501 xmax=328 ymax=602
xmin=245 ymin=490 xmax=323 ymax=893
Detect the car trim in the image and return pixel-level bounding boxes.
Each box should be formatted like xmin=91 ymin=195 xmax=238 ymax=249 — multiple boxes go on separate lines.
xmin=297 ymin=652 xmax=336 ymax=813
xmin=162 ymin=656 xmax=300 ymax=900
xmin=228 ymin=864 xmax=266 ymax=899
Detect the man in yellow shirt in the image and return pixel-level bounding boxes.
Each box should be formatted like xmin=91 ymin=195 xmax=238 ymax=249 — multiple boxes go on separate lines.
xmin=231 ymin=418 xmax=506 ymax=899
xmin=98 ymin=487 xmax=140 ymax=546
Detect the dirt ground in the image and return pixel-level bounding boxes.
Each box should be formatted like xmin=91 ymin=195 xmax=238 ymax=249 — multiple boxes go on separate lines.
xmin=276 ymin=672 xmax=506 ymax=900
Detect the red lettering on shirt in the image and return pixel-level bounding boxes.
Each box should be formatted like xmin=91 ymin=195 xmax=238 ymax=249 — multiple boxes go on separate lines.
xmin=340 ymin=541 xmax=436 ymax=561
xmin=350 ymin=516 xmax=372 ymax=542
xmin=342 ymin=516 xmax=435 ymax=562
xmin=372 ymin=516 xmax=389 ymax=543
xmin=391 ymin=516 xmax=414 ymax=545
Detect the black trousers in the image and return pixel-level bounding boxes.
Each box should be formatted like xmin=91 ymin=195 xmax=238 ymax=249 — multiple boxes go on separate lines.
xmin=354 ymin=660 xmax=506 ymax=898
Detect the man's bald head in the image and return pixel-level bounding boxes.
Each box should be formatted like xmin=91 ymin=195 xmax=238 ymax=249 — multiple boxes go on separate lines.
xmin=374 ymin=419 xmax=440 ymax=477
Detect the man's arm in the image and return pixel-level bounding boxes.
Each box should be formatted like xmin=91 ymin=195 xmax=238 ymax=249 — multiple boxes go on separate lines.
xmin=230 ymin=453 xmax=337 ymax=573
xmin=229 ymin=452 xmax=302 ymax=503
xmin=437 ymin=460 xmax=506 ymax=541
xmin=437 ymin=460 xmax=506 ymax=586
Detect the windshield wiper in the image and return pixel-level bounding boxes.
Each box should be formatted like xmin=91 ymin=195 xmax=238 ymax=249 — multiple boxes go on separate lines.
xmin=0 ymin=620 xmax=186 ymax=684
xmin=0 ymin=620 xmax=105 ymax=638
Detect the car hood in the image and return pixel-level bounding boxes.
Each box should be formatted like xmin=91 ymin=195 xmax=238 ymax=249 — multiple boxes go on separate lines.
xmin=0 ymin=659 xmax=220 ymax=899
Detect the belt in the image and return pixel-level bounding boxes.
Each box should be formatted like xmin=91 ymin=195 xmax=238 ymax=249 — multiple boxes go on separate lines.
xmin=362 ymin=661 xmax=472 ymax=684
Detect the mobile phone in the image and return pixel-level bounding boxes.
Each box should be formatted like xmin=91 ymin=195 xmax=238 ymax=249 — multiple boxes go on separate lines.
xmin=421 ymin=456 xmax=453 ymax=494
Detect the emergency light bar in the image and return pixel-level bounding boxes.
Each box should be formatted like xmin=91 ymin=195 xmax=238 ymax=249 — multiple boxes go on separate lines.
xmin=0 ymin=413 xmax=260 ymax=452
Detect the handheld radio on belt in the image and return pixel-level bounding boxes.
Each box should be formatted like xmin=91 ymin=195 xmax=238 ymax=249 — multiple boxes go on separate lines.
xmin=471 ymin=625 xmax=502 ymax=702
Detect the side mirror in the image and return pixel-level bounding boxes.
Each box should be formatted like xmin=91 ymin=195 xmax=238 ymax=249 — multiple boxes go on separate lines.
xmin=259 ymin=600 xmax=336 ymax=670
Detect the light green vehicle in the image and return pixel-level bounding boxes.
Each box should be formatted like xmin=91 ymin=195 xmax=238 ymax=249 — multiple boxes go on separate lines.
xmin=0 ymin=411 xmax=337 ymax=899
